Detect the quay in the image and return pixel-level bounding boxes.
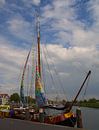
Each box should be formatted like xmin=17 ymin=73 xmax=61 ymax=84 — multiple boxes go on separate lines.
xmin=0 ymin=118 xmax=85 ymax=130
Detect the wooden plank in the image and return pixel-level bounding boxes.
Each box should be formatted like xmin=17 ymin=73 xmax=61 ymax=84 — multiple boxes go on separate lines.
xmin=0 ymin=118 xmax=86 ymax=130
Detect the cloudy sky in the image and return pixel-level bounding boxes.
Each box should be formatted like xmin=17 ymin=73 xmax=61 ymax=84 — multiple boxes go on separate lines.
xmin=0 ymin=0 xmax=99 ymax=100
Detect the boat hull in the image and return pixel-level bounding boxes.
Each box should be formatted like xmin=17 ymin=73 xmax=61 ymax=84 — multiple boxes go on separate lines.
xmin=55 ymin=116 xmax=76 ymax=127
xmin=44 ymin=112 xmax=77 ymax=127
xmin=32 ymin=116 xmax=76 ymax=127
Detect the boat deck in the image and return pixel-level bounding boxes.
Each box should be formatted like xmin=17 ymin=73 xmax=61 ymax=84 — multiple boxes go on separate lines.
xmin=0 ymin=118 xmax=86 ymax=130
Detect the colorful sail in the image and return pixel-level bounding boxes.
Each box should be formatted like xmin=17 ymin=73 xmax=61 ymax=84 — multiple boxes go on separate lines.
xmin=35 ymin=65 xmax=47 ymax=107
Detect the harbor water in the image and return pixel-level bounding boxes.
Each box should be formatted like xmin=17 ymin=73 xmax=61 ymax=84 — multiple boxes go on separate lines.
xmin=80 ymin=107 xmax=99 ymax=130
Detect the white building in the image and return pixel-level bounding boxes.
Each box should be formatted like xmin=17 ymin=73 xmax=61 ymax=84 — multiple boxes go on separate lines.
xmin=0 ymin=94 xmax=9 ymax=105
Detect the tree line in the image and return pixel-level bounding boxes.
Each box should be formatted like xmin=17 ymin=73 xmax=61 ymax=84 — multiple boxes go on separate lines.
xmin=10 ymin=93 xmax=35 ymax=104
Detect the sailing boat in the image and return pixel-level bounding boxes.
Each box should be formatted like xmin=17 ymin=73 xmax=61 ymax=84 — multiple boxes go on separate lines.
xmin=19 ymin=14 xmax=91 ymax=127
xmin=30 ymin=15 xmax=91 ymax=127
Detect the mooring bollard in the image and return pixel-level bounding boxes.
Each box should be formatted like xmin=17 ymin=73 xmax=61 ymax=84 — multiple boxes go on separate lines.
xmin=39 ymin=108 xmax=44 ymax=123
xmin=76 ymin=107 xmax=83 ymax=128
xmin=25 ymin=108 xmax=31 ymax=120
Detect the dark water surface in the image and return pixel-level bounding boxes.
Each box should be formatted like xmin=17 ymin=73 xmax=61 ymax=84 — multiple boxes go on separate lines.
xmin=80 ymin=107 xmax=99 ymax=130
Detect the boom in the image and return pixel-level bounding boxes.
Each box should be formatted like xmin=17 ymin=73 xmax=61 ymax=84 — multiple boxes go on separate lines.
xmin=68 ymin=70 xmax=91 ymax=112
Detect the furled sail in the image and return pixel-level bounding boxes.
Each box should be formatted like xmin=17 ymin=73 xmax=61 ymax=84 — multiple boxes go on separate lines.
xmin=35 ymin=65 xmax=47 ymax=107
xmin=20 ymin=80 xmax=24 ymax=104
xmin=20 ymin=50 xmax=31 ymax=104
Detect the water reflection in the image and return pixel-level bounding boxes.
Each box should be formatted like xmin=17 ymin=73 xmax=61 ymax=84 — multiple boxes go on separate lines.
xmin=73 ymin=107 xmax=99 ymax=130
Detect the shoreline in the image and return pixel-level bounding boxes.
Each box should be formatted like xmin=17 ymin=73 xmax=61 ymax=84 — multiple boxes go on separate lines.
xmin=75 ymin=102 xmax=99 ymax=109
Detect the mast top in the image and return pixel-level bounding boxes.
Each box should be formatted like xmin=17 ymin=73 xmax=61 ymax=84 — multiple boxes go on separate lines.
xmin=36 ymin=13 xmax=40 ymax=38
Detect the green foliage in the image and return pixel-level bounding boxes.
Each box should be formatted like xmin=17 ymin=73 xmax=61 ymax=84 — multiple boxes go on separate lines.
xmin=83 ymin=99 xmax=87 ymax=103
xmin=78 ymin=98 xmax=99 ymax=108
xmin=88 ymin=98 xmax=97 ymax=103
xmin=10 ymin=93 xmax=20 ymax=103
xmin=79 ymin=102 xmax=99 ymax=108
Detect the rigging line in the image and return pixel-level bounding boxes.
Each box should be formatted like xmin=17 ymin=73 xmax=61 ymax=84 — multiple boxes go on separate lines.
xmin=66 ymin=47 xmax=90 ymax=75
xmin=44 ymin=46 xmax=63 ymax=98
xmin=29 ymin=21 xmax=36 ymax=98
xmin=29 ymin=47 xmax=35 ymax=98
xmin=42 ymin=46 xmax=54 ymax=89
xmin=42 ymin=45 xmax=60 ymax=98
xmin=40 ymin=46 xmax=47 ymax=98
xmin=44 ymin=45 xmax=68 ymax=101
xmin=26 ymin=65 xmax=29 ymax=106
xmin=76 ymin=74 xmax=91 ymax=107
xmin=32 ymin=43 xmax=38 ymax=99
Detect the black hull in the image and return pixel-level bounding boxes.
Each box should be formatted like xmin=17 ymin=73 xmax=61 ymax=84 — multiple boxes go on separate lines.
xmin=55 ymin=117 xmax=76 ymax=127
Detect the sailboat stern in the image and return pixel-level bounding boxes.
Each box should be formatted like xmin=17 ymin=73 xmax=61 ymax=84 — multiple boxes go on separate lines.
xmin=44 ymin=112 xmax=76 ymax=127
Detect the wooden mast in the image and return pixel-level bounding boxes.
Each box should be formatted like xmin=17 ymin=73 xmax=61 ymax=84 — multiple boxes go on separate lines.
xmin=37 ymin=14 xmax=41 ymax=77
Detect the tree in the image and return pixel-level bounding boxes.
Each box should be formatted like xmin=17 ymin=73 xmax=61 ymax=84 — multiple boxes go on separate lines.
xmin=10 ymin=93 xmax=20 ymax=103
xmin=83 ymin=99 xmax=87 ymax=103
xmin=88 ymin=98 xmax=96 ymax=103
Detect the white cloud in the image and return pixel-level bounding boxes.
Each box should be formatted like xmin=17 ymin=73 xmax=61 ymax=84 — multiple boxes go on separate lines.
xmin=0 ymin=35 xmax=99 ymax=98
xmin=7 ymin=15 xmax=33 ymax=42
xmin=41 ymin=0 xmax=99 ymax=49
xmin=41 ymin=43 xmax=99 ymax=99
xmin=0 ymin=0 xmax=99 ymax=99
xmin=44 ymin=44 xmax=98 ymax=66
xmin=22 ymin=0 xmax=40 ymax=7
xmin=31 ymin=0 xmax=40 ymax=5
xmin=0 ymin=0 xmax=5 ymax=7
xmin=0 ymin=36 xmax=30 ymax=95
xmin=42 ymin=0 xmax=75 ymax=20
